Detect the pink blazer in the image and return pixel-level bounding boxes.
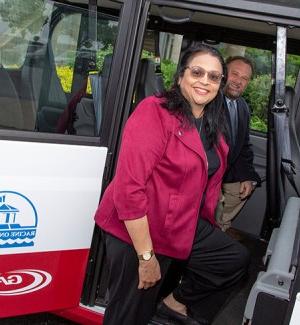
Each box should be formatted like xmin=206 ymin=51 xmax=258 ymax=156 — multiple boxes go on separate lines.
xmin=94 ymin=96 xmax=229 ymax=259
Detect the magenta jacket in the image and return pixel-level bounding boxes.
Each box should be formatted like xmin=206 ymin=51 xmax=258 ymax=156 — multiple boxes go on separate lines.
xmin=94 ymin=96 xmax=229 ymax=259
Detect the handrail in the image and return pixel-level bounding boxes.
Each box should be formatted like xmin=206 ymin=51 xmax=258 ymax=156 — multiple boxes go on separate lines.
xmin=157 ymin=6 xmax=194 ymax=24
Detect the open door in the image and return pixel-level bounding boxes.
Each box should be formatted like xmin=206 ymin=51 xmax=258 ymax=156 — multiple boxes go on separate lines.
xmin=0 ymin=0 xmax=122 ymax=318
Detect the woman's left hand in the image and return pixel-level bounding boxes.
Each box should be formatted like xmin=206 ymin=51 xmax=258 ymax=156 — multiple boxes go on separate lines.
xmin=138 ymin=255 xmax=161 ymax=290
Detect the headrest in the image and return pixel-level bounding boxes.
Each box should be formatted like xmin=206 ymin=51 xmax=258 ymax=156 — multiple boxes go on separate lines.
xmin=135 ymin=58 xmax=165 ymax=104
xmin=0 ymin=66 xmax=19 ymax=98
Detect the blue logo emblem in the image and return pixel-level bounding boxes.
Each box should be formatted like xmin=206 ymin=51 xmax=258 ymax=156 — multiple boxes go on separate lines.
xmin=0 ymin=191 xmax=38 ymax=248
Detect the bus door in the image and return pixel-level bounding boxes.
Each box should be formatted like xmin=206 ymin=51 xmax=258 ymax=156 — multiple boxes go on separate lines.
xmin=0 ymin=0 xmax=127 ymax=318
xmin=86 ymin=2 xmax=300 ymax=323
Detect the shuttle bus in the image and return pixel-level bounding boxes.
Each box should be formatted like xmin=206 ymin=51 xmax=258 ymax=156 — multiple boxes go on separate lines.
xmin=0 ymin=0 xmax=300 ymax=324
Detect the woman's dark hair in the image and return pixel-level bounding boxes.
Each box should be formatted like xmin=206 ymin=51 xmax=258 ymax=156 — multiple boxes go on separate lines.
xmin=157 ymin=43 xmax=229 ymax=147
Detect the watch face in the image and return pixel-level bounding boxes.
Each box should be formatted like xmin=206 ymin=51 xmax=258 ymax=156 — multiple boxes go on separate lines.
xmin=143 ymin=252 xmax=152 ymax=261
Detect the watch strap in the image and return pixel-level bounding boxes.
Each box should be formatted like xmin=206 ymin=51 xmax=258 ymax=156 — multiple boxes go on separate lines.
xmin=137 ymin=249 xmax=154 ymax=261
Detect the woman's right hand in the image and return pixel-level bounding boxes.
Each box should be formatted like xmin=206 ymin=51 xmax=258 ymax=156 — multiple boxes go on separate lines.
xmin=138 ymin=255 xmax=161 ymax=290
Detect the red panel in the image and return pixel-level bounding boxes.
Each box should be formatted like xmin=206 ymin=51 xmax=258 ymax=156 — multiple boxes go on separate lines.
xmin=0 ymin=249 xmax=89 ymax=318
xmin=54 ymin=306 xmax=104 ymax=325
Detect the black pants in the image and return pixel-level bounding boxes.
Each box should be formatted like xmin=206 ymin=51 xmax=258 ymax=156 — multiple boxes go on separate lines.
xmin=173 ymin=218 xmax=250 ymax=322
xmin=103 ymin=219 xmax=250 ymax=325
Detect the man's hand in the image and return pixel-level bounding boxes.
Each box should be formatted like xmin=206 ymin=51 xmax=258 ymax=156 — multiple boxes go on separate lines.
xmin=239 ymin=180 xmax=255 ymax=199
xmin=138 ymin=255 xmax=161 ymax=290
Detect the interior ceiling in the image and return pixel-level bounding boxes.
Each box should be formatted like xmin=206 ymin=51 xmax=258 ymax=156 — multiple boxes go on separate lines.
xmin=151 ymin=6 xmax=276 ymax=36
xmin=151 ymin=5 xmax=300 ymax=40
xmin=62 ymin=0 xmax=300 ymax=41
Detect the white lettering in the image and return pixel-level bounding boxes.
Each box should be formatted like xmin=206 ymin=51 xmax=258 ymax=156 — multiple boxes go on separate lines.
xmin=0 ymin=269 xmax=52 ymax=295
xmin=0 ymin=275 xmax=22 ymax=285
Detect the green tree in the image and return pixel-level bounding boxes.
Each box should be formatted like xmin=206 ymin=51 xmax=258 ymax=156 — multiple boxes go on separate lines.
xmin=97 ymin=19 xmax=118 ymax=49
xmin=161 ymin=59 xmax=177 ymax=89
xmin=0 ymin=0 xmax=46 ymax=38
xmin=243 ymin=74 xmax=271 ymax=122
xmin=245 ymin=47 xmax=271 ymax=75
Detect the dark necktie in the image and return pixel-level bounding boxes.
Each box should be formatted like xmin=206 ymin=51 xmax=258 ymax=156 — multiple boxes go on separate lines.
xmin=228 ymin=100 xmax=238 ymax=146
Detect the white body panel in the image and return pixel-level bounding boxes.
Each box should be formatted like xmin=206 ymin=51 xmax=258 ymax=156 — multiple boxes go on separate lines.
xmin=0 ymin=140 xmax=107 ymax=255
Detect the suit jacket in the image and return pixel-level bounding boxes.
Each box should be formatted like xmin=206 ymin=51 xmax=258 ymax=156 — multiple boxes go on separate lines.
xmin=223 ymin=96 xmax=261 ymax=184
xmin=95 ymin=96 xmax=229 ymax=259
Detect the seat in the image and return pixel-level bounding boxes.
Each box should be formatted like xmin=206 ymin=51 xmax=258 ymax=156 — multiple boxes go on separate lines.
xmin=0 ymin=65 xmax=23 ymax=130
xmin=33 ymin=42 xmax=67 ymax=132
xmin=19 ymin=40 xmax=44 ymax=131
xmin=134 ymin=58 xmax=165 ymax=105
xmin=73 ymin=54 xmax=112 ymax=136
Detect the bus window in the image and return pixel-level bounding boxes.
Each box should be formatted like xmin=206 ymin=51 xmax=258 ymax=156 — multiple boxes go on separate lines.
xmin=0 ymin=1 xmax=119 ymax=136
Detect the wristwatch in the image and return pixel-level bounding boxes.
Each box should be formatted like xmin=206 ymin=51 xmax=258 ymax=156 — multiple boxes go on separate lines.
xmin=137 ymin=249 xmax=154 ymax=261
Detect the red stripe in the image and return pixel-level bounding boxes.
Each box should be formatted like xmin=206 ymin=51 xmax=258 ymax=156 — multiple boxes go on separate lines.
xmin=0 ymin=249 xmax=89 ymax=318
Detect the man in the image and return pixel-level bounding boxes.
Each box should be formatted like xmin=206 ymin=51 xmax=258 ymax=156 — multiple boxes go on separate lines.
xmin=216 ymin=56 xmax=261 ymax=232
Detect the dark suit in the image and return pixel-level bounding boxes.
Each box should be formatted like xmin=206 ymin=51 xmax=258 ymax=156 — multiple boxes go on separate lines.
xmin=215 ymin=96 xmax=261 ymax=231
xmin=223 ymin=96 xmax=261 ymax=184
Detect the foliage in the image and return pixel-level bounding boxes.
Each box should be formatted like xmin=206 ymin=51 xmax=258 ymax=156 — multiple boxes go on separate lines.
xmin=56 ymin=66 xmax=73 ymax=93
xmin=96 ymin=44 xmax=114 ymax=71
xmin=287 ymin=54 xmax=300 ymax=76
xmin=56 ymin=65 xmax=93 ymax=94
xmin=250 ymin=115 xmax=267 ymax=133
xmin=161 ymin=59 xmax=177 ymax=89
xmin=96 ymin=20 xmax=118 ymax=50
xmin=0 ymin=0 xmax=48 ymax=38
xmin=0 ymin=0 xmax=44 ymax=25
xmin=141 ymin=50 xmax=155 ymax=59
xmin=243 ymin=74 xmax=271 ymax=123
xmin=245 ymin=48 xmax=272 ymax=75
xmin=286 ymin=74 xmax=296 ymax=87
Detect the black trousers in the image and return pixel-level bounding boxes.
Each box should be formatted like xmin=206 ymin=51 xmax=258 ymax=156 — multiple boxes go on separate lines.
xmin=103 ymin=219 xmax=250 ymax=325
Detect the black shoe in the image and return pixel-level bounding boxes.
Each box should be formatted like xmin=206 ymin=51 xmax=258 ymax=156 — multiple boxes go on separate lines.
xmin=152 ymin=301 xmax=206 ymax=325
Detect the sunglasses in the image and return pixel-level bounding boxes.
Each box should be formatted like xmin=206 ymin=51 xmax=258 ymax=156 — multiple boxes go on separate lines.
xmin=185 ymin=66 xmax=224 ymax=83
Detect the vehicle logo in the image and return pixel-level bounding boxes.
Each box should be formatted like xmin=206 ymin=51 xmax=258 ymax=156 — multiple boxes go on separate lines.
xmin=0 ymin=269 xmax=52 ymax=295
xmin=0 ymin=191 xmax=38 ymax=248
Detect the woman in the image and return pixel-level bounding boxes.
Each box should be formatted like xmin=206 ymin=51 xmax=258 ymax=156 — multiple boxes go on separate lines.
xmin=94 ymin=44 xmax=250 ymax=325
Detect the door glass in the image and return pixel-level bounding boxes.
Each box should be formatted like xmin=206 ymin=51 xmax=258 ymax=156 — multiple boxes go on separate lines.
xmin=0 ymin=0 xmax=120 ymax=136
xmin=0 ymin=0 xmax=48 ymax=68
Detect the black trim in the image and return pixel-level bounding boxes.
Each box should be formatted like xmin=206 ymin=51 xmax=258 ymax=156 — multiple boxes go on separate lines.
xmin=81 ymin=0 xmax=148 ymax=306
